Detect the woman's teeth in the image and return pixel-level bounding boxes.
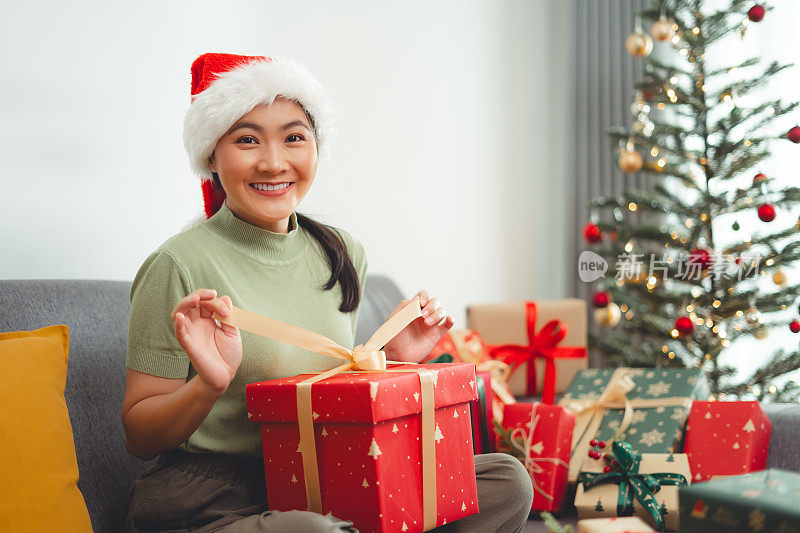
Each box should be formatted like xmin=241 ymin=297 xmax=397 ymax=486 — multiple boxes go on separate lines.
xmin=250 ymin=182 xmax=292 ymax=191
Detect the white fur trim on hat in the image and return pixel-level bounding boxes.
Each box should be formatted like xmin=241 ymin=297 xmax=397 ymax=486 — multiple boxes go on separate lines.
xmin=182 ymin=57 xmax=337 ymax=182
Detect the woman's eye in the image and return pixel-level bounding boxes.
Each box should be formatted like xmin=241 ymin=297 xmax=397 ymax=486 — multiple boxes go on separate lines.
xmin=286 ymin=134 xmax=305 ymax=143
xmin=237 ymin=136 xmax=257 ymax=144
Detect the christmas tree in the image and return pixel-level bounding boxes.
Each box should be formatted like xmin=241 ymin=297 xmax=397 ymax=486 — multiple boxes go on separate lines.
xmin=595 ymin=498 xmax=605 ymax=512
xmin=585 ymin=0 xmax=800 ymax=401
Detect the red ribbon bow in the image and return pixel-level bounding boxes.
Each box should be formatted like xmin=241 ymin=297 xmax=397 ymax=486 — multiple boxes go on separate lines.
xmin=487 ymin=302 xmax=586 ymax=404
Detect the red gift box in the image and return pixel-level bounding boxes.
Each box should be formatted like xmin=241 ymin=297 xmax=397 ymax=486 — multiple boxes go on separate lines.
xmin=684 ymin=400 xmax=772 ymax=482
xmin=246 ymin=362 xmax=480 ymax=533
xmin=498 ymin=402 xmax=574 ymax=512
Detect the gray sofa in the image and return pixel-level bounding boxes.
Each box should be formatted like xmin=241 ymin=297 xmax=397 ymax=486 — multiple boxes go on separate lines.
xmin=1 ymin=277 xmax=798 ymax=533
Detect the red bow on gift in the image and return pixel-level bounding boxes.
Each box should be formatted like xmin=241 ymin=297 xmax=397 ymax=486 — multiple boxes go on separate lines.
xmin=487 ymin=302 xmax=587 ymax=404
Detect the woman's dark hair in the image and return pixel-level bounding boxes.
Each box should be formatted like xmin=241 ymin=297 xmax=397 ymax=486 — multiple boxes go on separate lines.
xmin=210 ymin=178 xmax=361 ymax=314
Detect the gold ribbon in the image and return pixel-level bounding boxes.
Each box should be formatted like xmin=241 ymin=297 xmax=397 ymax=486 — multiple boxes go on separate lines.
xmin=559 ymin=368 xmax=690 ymax=481
xmin=213 ymin=298 xmax=439 ymax=530
xmin=509 ymin=410 xmax=568 ymax=503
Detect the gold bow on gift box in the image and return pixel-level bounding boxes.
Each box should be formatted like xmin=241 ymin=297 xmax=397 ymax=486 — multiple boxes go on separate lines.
xmin=213 ymin=298 xmax=442 ymax=530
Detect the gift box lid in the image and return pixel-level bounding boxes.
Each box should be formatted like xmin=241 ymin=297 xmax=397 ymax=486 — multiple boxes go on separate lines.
xmin=562 ymin=367 xmax=709 ymax=401
xmin=680 ymin=469 xmax=800 ymax=516
xmin=246 ymin=362 xmax=478 ymax=424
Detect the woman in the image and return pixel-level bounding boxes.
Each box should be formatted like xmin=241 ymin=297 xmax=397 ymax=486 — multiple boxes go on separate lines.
xmin=122 ymin=53 xmax=533 ymax=533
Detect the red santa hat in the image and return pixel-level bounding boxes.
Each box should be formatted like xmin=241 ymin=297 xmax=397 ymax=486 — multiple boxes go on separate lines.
xmin=182 ymin=53 xmax=336 ymax=221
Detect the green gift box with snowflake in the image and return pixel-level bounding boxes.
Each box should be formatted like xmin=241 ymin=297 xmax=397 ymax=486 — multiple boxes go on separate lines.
xmin=678 ymin=469 xmax=800 ymax=533
xmin=559 ymin=368 xmax=708 ymax=482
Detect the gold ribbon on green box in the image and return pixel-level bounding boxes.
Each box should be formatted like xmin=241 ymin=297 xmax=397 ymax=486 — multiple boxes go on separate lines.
xmin=559 ymin=368 xmax=690 ymax=482
xmin=213 ymin=298 xmax=439 ymax=530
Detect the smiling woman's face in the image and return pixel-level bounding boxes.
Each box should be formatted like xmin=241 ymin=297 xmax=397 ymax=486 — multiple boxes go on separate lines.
xmin=209 ymin=97 xmax=318 ymax=233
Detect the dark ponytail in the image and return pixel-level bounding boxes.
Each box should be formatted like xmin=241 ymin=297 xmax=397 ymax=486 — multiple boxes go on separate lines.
xmin=295 ymin=213 xmax=361 ymax=313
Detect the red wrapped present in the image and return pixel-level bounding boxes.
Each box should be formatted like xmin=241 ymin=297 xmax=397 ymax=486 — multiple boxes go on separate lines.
xmin=424 ymin=329 xmax=517 ymax=429
xmin=496 ymin=402 xmax=574 ymax=512
xmin=214 ymin=299 xmax=479 ymax=533
xmin=467 ymin=300 xmax=588 ymax=404
xmin=683 ymin=400 xmax=771 ymax=482
xmin=423 ymin=329 xmax=489 ymax=365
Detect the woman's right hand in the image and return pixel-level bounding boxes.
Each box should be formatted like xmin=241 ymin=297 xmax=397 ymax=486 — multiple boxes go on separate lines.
xmin=171 ymin=288 xmax=242 ymax=394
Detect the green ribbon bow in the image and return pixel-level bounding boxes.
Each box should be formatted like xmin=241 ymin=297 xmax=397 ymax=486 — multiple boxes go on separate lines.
xmin=577 ymin=441 xmax=687 ymax=532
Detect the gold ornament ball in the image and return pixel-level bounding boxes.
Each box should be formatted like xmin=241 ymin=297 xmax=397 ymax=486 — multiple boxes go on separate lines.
xmin=651 ymin=18 xmax=676 ymax=42
xmin=618 ymin=149 xmax=643 ymax=173
xmin=744 ymin=307 xmax=762 ymax=326
xmin=594 ymin=302 xmax=622 ymax=327
xmin=753 ymin=327 xmax=769 ymax=340
xmin=625 ymin=31 xmax=654 ymax=57
xmin=773 ymin=270 xmax=788 ymax=287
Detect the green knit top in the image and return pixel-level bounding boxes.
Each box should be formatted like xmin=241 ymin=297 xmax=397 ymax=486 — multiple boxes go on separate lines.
xmin=126 ymin=201 xmax=367 ymax=457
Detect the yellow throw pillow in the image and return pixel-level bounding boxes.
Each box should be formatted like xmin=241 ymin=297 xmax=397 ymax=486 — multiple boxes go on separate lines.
xmin=0 ymin=325 xmax=93 ymax=532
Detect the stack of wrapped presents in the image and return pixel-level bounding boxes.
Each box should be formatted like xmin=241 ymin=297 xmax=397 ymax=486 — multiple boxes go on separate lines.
xmin=228 ymin=297 xmax=794 ymax=532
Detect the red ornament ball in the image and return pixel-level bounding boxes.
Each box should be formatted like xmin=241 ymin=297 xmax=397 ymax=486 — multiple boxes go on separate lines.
xmin=588 ymin=450 xmax=601 ymax=460
xmin=597 ymin=440 xmax=606 ymax=449
xmin=758 ymin=204 xmax=776 ymax=222
xmin=748 ymin=4 xmax=765 ymax=22
xmin=753 ymin=172 xmax=767 ymax=185
xmin=589 ymin=438 xmax=598 ymax=447
xmin=592 ymin=292 xmax=610 ymax=309
xmin=790 ymin=320 xmax=800 ymax=333
xmin=788 ymin=126 xmax=800 ymax=144
xmin=675 ymin=316 xmax=695 ymax=336
xmin=583 ymin=222 xmax=602 ymax=243
xmin=604 ymin=466 xmax=613 ymax=473
xmin=689 ymin=248 xmax=713 ymax=270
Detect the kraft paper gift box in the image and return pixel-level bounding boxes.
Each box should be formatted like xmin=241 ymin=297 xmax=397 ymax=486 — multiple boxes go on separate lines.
xmin=577 ymin=516 xmax=656 ymax=533
xmin=678 ymin=469 xmax=800 ymax=533
xmin=246 ymin=362 xmax=479 ymax=533
xmin=496 ymin=402 xmax=574 ymax=512
xmin=559 ymin=367 xmax=708 ymax=483
xmin=575 ymin=441 xmax=691 ymax=532
xmin=466 ymin=299 xmax=588 ymax=404
xmin=683 ymin=400 xmax=771 ymax=482
xmin=213 ymin=298 xmax=479 ymax=532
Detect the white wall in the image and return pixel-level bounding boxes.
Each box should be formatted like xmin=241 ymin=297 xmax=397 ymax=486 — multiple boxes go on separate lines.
xmin=0 ymin=0 xmax=575 ymax=327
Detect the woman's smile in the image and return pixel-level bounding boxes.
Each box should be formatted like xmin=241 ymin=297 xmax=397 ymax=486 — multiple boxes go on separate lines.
xmin=248 ymin=181 xmax=295 ymax=196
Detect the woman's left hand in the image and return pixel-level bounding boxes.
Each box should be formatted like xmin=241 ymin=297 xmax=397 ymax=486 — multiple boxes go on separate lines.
xmin=382 ymin=290 xmax=455 ymax=363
